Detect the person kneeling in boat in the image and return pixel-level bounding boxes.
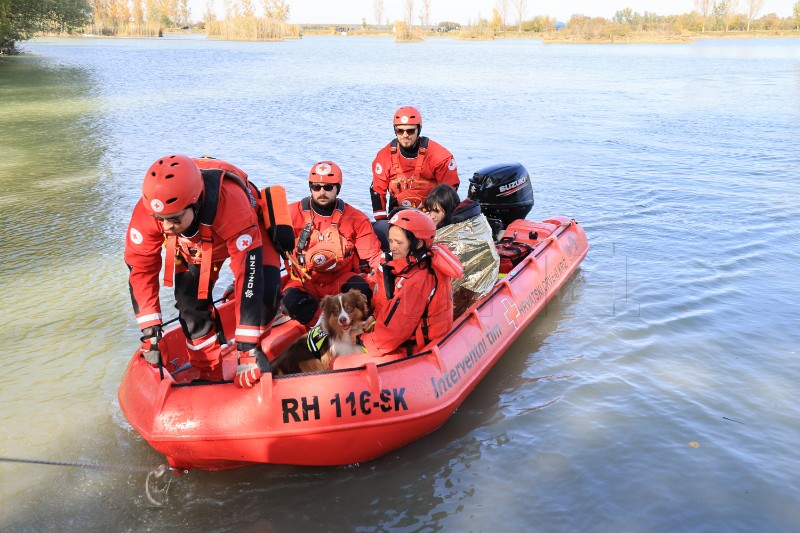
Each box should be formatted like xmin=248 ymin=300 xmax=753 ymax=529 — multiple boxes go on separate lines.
xmin=282 ymin=161 xmax=382 ymax=326
xmin=125 ymin=155 xmax=290 ymax=388
xmin=422 ymin=184 xmax=500 ymax=318
xmin=359 ymin=209 xmax=463 ymax=358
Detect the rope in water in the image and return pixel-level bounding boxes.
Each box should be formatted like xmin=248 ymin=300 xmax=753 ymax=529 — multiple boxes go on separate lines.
xmin=0 ymin=455 xmax=159 ymax=473
xmin=0 ymin=456 xmax=174 ymax=507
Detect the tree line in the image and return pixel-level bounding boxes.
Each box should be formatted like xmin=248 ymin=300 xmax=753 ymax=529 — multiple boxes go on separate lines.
xmin=1 ymin=0 xmax=90 ymax=54
xmin=4 ymin=0 xmax=800 ymax=55
xmin=1 ymin=0 xmax=296 ymax=54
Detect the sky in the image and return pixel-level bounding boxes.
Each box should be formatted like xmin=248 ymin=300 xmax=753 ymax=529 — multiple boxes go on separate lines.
xmin=189 ymin=0 xmax=797 ymax=25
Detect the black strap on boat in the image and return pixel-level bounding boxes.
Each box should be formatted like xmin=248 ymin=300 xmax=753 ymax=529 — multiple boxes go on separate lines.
xmin=402 ymin=340 xmax=415 ymax=358
xmin=419 ymin=269 xmax=438 ymax=347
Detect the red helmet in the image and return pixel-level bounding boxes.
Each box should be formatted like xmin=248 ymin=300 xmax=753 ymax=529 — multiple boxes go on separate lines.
xmin=308 ymin=161 xmax=342 ymax=186
xmin=388 ymin=208 xmax=436 ymax=248
xmin=141 ymin=155 xmax=202 ymax=215
xmin=393 ymin=106 xmax=422 ymax=127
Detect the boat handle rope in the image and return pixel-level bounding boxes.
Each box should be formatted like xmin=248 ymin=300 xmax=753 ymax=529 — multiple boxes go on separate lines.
xmin=0 ymin=456 xmax=180 ymax=506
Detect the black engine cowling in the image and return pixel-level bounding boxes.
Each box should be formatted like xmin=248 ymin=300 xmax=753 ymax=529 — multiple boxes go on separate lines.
xmin=467 ymin=162 xmax=534 ymax=237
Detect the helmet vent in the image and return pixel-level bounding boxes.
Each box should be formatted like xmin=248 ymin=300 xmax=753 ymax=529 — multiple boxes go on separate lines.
xmin=164 ymin=174 xmax=175 ymax=180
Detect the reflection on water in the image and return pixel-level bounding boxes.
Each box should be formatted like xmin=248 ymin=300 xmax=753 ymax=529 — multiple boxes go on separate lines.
xmin=0 ymin=54 xmax=131 ymax=528
xmin=1 ymin=36 xmax=800 ymax=532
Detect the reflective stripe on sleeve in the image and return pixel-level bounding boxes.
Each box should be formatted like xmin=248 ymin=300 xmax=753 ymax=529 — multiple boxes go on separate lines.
xmin=136 ymin=313 xmax=162 ymax=326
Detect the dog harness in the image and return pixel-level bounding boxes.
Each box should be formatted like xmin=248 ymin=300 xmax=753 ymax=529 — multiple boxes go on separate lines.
xmin=306 ymin=325 xmax=329 ymax=359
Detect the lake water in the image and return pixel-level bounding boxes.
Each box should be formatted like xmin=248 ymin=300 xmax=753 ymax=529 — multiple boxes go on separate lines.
xmin=1 ymin=34 xmax=799 ymax=532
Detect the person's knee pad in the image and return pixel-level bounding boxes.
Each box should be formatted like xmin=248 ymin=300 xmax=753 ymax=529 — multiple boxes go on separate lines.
xmin=282 ymin=287 xmax=319 ymax=325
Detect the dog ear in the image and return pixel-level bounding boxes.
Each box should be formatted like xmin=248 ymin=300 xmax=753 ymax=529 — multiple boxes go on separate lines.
xmin=350 ymin=290 xmax=369 ymax=315
xmin=320 ymin=294 xmax=337 ymax=315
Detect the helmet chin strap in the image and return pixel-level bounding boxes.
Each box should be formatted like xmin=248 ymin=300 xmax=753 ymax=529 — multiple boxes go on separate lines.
xmin=181 ymin=201 xmax=202 ymax=237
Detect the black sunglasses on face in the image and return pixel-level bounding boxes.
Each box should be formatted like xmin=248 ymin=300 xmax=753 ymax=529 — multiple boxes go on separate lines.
xmin=395 ymin=127 xmax=418 ymax=136
xmin=310 ymin=183 xmax=336 ymax=192
xmin=153 ymin=208 xmax=189 ymax=225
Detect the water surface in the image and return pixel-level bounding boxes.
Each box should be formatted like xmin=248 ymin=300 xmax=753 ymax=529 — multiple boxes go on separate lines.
xmin=1 ymin=35 xmax=799 ymax=532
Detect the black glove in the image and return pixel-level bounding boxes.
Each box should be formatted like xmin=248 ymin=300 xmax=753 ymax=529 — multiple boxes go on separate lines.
xmin=140 ymin=325 xmax=162 ymax=365
xmin=269 ymin=224 xmax=295 ymax=254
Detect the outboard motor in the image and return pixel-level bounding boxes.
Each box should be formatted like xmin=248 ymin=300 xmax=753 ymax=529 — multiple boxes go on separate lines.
xmin=467 ymin=163 xmax=534 ymax=239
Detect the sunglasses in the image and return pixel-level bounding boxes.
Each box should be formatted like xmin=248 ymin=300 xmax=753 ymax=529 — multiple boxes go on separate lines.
xmin=153 ymin=208 xmax=189 ymax=225
xmin=395 ymin=127 xmax=418 ymax=136
xmin=310 ymin=183 xmax=336 ymax=192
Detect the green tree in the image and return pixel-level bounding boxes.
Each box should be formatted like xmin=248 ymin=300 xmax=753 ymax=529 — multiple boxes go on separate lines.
xmin=794 ymin=0 xmax=800 ymax=29
xmin=1 ymin=0 xmax=91 ymax=54
xmin=712 ymin=0 xmax=728 ymax=30
xmin=489 ymin=7 xmax=502 ymax=31
xmin=613 ymin=7 xmax=634 ymax=25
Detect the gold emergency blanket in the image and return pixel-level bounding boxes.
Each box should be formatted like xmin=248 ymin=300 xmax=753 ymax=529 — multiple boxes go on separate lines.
xmin=434 ymin=214 xmax=500 ymax=317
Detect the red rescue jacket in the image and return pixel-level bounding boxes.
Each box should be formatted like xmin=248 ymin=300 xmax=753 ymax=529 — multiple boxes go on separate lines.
xmin=363 ymin=245 xmax=462 ymax=355
xmin=125 ymin=160 xmax=276 ymax=345
xmin=286 ymin=197 xmax=382 ymax=286
xmin=370 ymin=137 xmax=459 ymax=219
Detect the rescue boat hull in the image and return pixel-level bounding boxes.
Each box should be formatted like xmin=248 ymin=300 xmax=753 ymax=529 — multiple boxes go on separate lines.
xmin=118 ymin=217 xmax=589 ymax=470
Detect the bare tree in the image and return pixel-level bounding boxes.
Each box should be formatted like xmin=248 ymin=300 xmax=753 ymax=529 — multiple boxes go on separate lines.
xmin=204 ymin=0 xmax=217 ymax=22
xmin=163 ymin=0 xmax=179 ymax=25
xmin=495 ymin=0 xmax=510 ymax=27
xmin=261 ymin=0 xmax=289 ymax=21
xmin=405 ymin=0 xmax=415 ymax=24
xmin=145 ymin=0 xmax=164 ymax=25
xmin=421 ymin=0 xmax=431 ymax=27
xmin=694 ymin=0 xmax=711 ymax=31
xmin=512 ymin=0 xmax=527 ymax=31
xmin=132 ymin=0 xmax=144 ymax=23
xmin=178 ymin=0 xmax=190 ymax=24
xmin=240 ymin=0 xmax=255 ymax=17
xmin=222 ymin=0 xmax=235 ymax=19
xmin=373 ymin=0 xmax=384 ymax=26
xmin=746 ymin=0 xmax=764 ymax=30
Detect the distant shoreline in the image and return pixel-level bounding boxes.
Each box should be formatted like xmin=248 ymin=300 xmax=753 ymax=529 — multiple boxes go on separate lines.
xmin=258 ymin=26 xmax=800 ymax=44
xmin=40 ymin=28 xmax=800 ymax=46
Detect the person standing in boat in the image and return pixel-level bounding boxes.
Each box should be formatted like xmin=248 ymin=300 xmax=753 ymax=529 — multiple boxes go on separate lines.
xmin=370 ymin=106 xmax=459 ymax=251
xmin=422 ymin=184 xmax=500 ymax=318
xmin=361 ymin=209 xmax=462 ymax=357
xmin=282 ymin=161 xmax=383 ymax=325
xmin=125 ymin=155 xmax=290 ymax=388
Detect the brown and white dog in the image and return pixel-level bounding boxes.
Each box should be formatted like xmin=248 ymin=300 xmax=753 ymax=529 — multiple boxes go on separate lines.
xmin=272 ymin=289 xmax=372 ymax=375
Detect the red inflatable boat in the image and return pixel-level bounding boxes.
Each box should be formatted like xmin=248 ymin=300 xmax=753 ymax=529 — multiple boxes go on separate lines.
xmin=118 ymin=216 xmax=588 ymax=471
